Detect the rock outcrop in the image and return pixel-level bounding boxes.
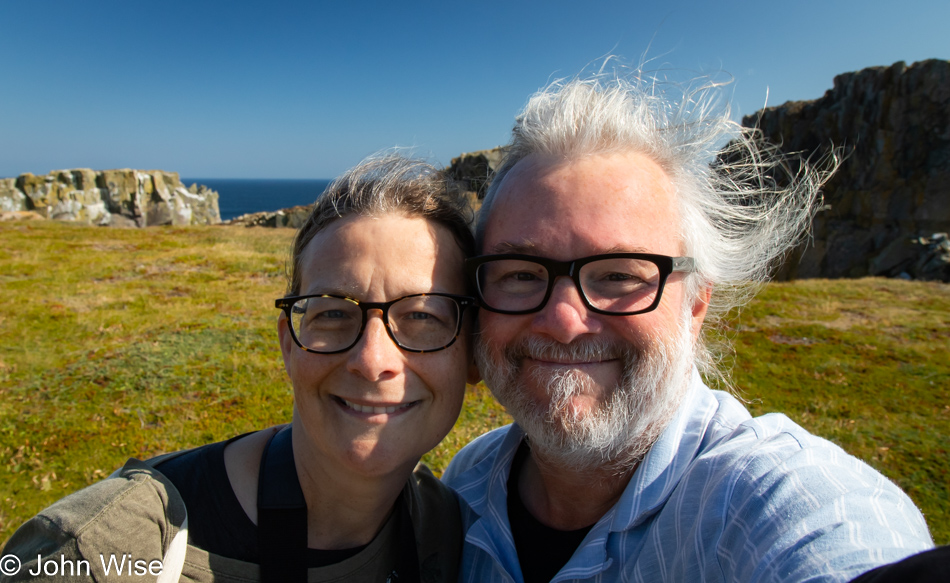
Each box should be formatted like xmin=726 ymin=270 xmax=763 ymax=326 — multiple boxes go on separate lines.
xmin=445 ymin=147 xmax=507 ymax=199
xmin=0 ymin=169 xmax=220 ymax=227
xmin=745 ymin=59 xmax=950 ymax=280
xmin=223 ymin=205 xmax=312 ymax=228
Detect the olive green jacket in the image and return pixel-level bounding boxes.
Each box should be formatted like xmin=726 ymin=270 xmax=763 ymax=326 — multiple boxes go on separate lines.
xmin=1 ymin=457 xmax=461 ymax=582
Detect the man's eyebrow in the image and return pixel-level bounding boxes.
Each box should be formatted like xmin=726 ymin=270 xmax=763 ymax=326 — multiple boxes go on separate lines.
xmin=488 ymin=241 xmax=538 ymax=254
xmin=601 ymin=245 xmax=654 ymax=254
xmin=487 ymin=242 xmax=656 ymax=255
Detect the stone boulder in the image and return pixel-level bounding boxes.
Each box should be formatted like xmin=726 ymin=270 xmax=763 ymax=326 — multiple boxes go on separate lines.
xmin=0 ymin=211 xmax=45 ymax=221
xmin=0 ymin=169 xmax=220 ymax=227
xmin=864 ymin=232 xmax=950 ymax=281
xmin=745 ymin=59 xmax=950 ymax=280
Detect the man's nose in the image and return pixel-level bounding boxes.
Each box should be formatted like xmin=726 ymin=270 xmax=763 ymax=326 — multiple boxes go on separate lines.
xmin=530 ymin=276 xmax=602 ymax=343
xmin=346 ymin=311 xmax=404 ymax=381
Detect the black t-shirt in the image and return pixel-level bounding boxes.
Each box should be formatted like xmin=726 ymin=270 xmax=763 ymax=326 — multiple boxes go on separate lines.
xmin=155 ymin=436 xmax=366 ymax=566
xmin=507 ymin=441 xmax=594 ymax=583
xmin=848 ymin=546 xmax=950 ymax=583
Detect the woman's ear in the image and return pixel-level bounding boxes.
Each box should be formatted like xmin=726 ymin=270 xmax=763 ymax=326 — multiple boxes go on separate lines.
xmin=277 ymin=312 xmax=294 ymax=372
xmin=467 ymin=356 xmax=482 ymax=386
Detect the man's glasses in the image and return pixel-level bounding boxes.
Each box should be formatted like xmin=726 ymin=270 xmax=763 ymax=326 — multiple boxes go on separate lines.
xmin=465 ymin=253 xmax=696 ymax=316
xmin=275 ymin=293 xmax=475 ymax=354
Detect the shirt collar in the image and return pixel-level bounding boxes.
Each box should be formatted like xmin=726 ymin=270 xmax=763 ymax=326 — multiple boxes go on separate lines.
xmin=607 ymin=368 xmax=718 ymax=531
xmin=452 ymin=368 xmax=719 ymax=532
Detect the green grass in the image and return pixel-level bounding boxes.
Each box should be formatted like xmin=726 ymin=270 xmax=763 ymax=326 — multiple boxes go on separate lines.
xmin=1 ymin=222 xmax=947 ymax=545
xmin=729 ymin=278 xmax=950 ymax=544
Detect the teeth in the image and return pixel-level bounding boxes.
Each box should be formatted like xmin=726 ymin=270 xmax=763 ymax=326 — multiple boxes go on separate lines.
xmin=340 ymin=398 xmax=410 ymax=414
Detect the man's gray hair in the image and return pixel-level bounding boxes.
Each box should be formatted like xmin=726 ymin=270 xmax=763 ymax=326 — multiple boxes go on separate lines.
xmin=478 ymin=74 xmax=834 ymax=387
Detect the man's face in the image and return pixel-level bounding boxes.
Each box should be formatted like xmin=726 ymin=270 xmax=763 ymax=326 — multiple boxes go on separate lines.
xmin=477 ymin=150 xmax=708 ymax=468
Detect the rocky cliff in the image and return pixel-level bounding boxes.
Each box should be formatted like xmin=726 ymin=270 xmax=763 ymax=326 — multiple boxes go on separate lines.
xmin=0 ymin=169 xmax=220 ymax=227
xmin=445 ymin=147 xmax=507 ymax=199
xmin=225 ymin=205 xmax=312 ymax=228
xmin=745 ymin=59 xmax=949 ymax=281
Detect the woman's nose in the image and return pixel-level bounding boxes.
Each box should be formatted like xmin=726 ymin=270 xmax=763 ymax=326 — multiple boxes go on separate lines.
xmin=345 ymin=311 xmax=404 ymax=381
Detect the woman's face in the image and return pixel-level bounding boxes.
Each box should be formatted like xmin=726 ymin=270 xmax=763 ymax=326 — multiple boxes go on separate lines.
xmin=279 ymin=213 xmax=476 ymax=478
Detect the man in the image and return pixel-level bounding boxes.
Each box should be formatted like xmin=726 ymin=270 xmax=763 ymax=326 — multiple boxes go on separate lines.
xmin=442 ymin=76 xmax=935 ymax=582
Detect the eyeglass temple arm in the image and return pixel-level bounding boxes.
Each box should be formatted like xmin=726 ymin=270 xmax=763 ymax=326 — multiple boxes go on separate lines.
xmin=274 ymin=298 xmax=308 ymax=314
xmin=672 ymin=257 xmax=696 ymax=272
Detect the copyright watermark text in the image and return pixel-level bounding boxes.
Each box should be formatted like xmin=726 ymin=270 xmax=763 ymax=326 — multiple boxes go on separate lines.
xmin=0 ymin=554 xmax=163 ymax=577
xmin=0 ymin=555 xmax=21 ymax=576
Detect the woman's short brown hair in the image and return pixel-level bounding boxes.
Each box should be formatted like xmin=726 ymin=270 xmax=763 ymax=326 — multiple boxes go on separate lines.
xmin=287 ymin=154 xmax=475 ymax=296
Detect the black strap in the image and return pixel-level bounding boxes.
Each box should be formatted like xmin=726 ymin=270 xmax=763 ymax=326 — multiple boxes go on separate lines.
xmin=258 ymin=426 xmax=307 ymax=582
xmin=394 ymin=493 xmax=421 ymax=583
xmin=256 ymin=426 xmax=422 ymax=583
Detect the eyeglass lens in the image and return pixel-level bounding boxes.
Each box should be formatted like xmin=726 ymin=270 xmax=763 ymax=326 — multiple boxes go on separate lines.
xmin=289 ymin=295 xmax=461 ymax=352
xmin=475 ymin=257 xmax=662 ymax=313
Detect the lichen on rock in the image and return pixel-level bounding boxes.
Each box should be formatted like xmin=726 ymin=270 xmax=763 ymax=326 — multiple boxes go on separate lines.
xmin=0 ymin=169 xmax=220 ymax=227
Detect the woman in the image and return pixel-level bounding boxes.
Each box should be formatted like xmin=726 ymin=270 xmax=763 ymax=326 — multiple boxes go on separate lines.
xmin=1 ymin=155 xmax=478 ymax=582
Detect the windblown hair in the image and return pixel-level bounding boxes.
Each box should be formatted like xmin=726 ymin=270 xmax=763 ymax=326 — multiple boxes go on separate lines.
xmin=479 ymin=74 xmax=835 ymax=387
xmin=287 ymin=154 xmax=475 ymax=296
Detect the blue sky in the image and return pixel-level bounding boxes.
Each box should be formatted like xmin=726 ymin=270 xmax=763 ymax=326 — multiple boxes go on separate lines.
xmin=1 ymin=0 xmax=947 ymax=179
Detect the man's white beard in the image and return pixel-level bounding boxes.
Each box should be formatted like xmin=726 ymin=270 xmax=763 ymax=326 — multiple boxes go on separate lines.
xmin=476 ymin=311 xmax=694 ymax=473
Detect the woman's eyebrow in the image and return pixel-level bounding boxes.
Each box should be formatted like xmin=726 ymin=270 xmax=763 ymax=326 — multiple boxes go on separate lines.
xmin=299 ymin=283 xmax=357 ymax=297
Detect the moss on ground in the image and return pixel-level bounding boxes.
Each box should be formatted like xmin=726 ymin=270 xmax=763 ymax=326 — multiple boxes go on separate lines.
xmin=0 ymin=222 xmax=945 ymax=544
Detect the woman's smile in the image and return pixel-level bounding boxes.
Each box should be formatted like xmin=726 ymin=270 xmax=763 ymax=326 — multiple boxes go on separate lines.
xmin=334 ymin=395 xmax=421 ymax=417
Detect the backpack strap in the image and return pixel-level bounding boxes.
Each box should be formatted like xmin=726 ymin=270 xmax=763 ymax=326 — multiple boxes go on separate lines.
xmin=255 ymin=425 xmax=421 ymax=582
xmin=257 ymin=425 xmax=308 ymax=582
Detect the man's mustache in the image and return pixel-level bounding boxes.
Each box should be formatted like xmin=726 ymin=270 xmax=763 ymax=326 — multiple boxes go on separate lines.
xmin=503 ymin=337 xmax=629 ymax=364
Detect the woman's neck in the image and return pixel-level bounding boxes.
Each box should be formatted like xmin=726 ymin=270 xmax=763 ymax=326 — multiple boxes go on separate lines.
xmin=292 ymin=426 xmax=413 ymax=549
xmin=223 ymin=424 xmax=413 ymax=550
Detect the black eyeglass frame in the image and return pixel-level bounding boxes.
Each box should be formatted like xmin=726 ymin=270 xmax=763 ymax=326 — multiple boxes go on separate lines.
xmin=275 ymin=292 xmax=476 ymax=354
xmin=465 ymin=253 xmax=696 ymax=316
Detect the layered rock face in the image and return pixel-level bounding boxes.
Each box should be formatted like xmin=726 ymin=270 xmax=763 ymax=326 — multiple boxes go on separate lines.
xmin=0 ymin=169 xmax=220 ymax=227
xmin=445 ymin=147 xmax=507 ymax=199
xmin=224 ymin=205 xmax=312 ymax=228
xmin=747 ymin=59 xmax=949 ymax=280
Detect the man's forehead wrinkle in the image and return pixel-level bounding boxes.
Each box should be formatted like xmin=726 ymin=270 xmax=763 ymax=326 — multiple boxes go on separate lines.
xmin=484 ymin=151 xmax=685 ymax=258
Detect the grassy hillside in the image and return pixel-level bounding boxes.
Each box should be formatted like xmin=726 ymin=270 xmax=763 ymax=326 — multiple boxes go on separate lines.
xmin=1 ymin=222 xmax=946 ymax=545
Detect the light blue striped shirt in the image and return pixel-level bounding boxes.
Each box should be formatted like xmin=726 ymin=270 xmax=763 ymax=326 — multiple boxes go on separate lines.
xmin=442 ymin=371 xmax=934 ymax=582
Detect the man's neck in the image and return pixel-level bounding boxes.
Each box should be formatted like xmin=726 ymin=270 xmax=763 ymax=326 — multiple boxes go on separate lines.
xmin=516 ymin=444 xmax=636 ymax=531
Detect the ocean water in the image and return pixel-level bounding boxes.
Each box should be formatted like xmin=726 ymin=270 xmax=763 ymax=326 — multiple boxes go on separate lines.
xmin=183 ymin=178 xmax=333 ymax=222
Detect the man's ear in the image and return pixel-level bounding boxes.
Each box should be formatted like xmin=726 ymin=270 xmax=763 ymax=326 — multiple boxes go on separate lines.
xmin=690 ymin=285 xmax=712 ymax=340
xmin=464 ymin=311 xmax=482 ymax=385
